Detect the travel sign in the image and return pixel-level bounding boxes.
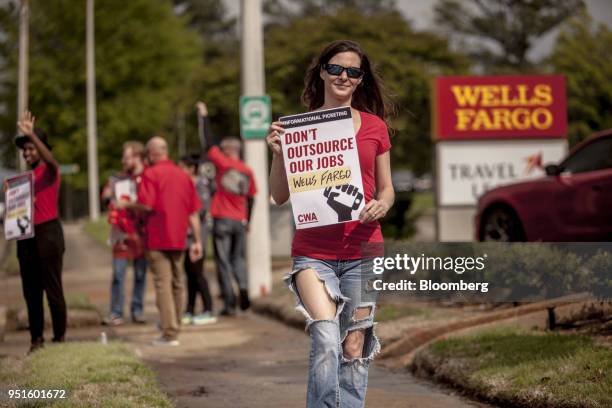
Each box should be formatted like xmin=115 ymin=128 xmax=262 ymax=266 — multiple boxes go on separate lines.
xmin=434 ymin=75 xmax=567 ymax=140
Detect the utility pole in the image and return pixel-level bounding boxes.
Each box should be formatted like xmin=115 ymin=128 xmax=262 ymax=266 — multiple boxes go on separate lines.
xmin=177 ymin=109 xmax=186 ymax=157
xmin=86 ymin=0 xmax=100 ymax=221
xmin=16 ymin=0 xmax=29 ymax=171
xmin=240 ymin=0 xmax=272 ymax=298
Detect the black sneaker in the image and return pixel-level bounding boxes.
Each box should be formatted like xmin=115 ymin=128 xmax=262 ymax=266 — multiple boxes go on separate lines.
xmin=132 ymin=315 xmax=147 ymax=325
xmin=220 ymin=308 xmax=236 ymax=317
xmin=239 ymin=289 xmax=251 ymax=311
xmin=28 ymin=338 xmax=44 ymax=355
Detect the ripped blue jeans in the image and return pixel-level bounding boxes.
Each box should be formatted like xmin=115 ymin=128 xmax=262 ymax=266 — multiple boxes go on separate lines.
xmin=285 ymin=257 xmax=380 ymax=408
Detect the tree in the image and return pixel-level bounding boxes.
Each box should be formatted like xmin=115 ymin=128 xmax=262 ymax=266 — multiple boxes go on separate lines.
xmin=184 ymin=3 xmax=468 ymax=176
xmin=264 ymin=8 xmax=468 ymax=174
xmin=549 ymin=12 xmax=612 ymax=146
xmin=264 ymin=0 xmax=398 ymax=20
xmin=434 ymin=0 xmax=584 ymax=72
xmin=170 ymin=0 xmax=241 ymax=146
xmin=0 ymin=0 xmax=202 ymax=188
xmin=173 ymin=0 xmax=235 ymax=40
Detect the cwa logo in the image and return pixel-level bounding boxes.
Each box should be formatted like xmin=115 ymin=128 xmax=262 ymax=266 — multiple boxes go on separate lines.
xmin=297 ymin=212 xmax=318 ymax=224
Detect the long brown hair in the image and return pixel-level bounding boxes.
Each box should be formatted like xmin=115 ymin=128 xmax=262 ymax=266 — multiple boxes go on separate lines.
xmin=301 ymin=40 xmax=393 ymax=121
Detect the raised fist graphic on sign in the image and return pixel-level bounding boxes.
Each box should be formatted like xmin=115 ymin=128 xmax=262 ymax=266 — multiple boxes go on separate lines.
xmin=323 ymin=184 xmax=363 ymax=222
xmin=17 ymin=215 xmax=30 ymax=234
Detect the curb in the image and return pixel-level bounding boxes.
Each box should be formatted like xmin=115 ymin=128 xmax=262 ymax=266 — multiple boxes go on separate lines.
xmin=409 ymin=347 xmax=507 ymax=407
xmin=5 ymin=308 xmax=102 ymax=332
xmin=379 ymin=293 xmax=592 ymax=368
xmin=251 ymin=296 xmax=305 ymax=330
xmin=252 ymin=290 xmax=593 ymax=370
xmin=0 ymin=305 xmax=6 ymax=342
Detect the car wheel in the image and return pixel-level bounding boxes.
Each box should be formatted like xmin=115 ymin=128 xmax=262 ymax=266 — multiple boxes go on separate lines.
xmin=481 ymin=207 xmax=525 ymax=242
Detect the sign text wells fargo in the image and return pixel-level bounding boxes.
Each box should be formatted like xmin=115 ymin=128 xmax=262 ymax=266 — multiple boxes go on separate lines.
xmin=434 ymin=75 xmax=567 ymax=140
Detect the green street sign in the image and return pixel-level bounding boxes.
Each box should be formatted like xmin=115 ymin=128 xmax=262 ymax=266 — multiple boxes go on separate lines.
xmin=240 ymin=95 xmax=271 ymax=139
xmin=59 ymin=163 xmax=80 ymax=175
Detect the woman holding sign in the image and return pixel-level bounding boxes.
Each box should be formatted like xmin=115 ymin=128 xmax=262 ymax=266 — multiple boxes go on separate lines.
xmin=267 ymin=40 xmax=394 ymax=407
xmin=14 ymin=111 xmax=66 ymax=353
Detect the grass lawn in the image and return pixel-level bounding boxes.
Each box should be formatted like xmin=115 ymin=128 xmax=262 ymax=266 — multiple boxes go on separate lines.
xmin=62 ymin=292 xmax=98 ymax=311
xmin=83 ymin=215 xmax=215 ymax=257
xmin=409 ymin=191 xmax=434 ymax=218
xmin=375 ymin=302 xmax=430 ymax=322
xmin=5 ymin=292 xmax=100 ymax=332
xmin=7 ymin=292 xmax=98 ymax=319
xmin=83 ymin=216 xmax=111 ymax=248
xmin=0 ymin=342 xmax=172 ymax=407
xmin=414 ymin=327 xmax=611 ymax=408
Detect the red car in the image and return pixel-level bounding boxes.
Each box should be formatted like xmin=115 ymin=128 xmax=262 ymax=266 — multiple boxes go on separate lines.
xmin=476 ymin=129 xmax=612 ymax=241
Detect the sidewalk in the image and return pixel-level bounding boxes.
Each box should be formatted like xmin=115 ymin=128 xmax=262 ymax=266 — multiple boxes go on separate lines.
xmin=0 ymin=222 xmax=489 ymax=407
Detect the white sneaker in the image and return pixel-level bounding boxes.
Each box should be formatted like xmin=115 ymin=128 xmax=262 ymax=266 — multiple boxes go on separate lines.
xmin=181 ymin=313 xmax=193 ymax=325
xmin=151 ymin=336 xmax=180 ymax=347
xmin=102 ymin=315 xmax=124 ymax=326
xmin=192 ymin=312 xmax=218 ymax=326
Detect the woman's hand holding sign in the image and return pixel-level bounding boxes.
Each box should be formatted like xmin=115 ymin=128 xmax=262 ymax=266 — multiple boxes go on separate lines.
xmin=266 ymin=121 xmax=285 ymax=156
xmin=359 ymin=198 xmax=390 ymax=223
xmin=267 ymin=121 xmax=290 ymax=204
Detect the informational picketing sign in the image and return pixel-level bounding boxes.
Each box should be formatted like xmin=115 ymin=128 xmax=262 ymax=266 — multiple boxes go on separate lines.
xmin=279 ymin=107 xmax=365 ymax=229
xmin=437 ymin=140 xmax=567 ymax=206
xmin=114 ymin=178 xmax=136 ymax=202
xmin=433 ymin=75 xmax=568 ymax=241
xmin=4 ymin=172 xmax=34 ymax=241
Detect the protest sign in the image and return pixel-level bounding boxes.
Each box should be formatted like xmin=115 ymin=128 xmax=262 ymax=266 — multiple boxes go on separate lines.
xmin=114 ymin=178 xmax=136 ymax=202
xmin=4 ymin=172 xmax=34 ymax=241
xmin=280 ymin=107 xmax=365 ymax=229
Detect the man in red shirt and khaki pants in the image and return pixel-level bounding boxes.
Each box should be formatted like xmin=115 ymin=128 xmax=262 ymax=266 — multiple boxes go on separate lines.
xmin=138 ymin=136 xmax=203 ymax=346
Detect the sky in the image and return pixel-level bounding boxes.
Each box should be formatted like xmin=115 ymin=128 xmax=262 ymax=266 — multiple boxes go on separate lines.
xmin=224 ymin=0 xmax=612 ymax=60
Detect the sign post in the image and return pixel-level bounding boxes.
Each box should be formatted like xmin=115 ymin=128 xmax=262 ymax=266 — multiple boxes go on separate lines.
xmin=240 ymin=0 xmax=272 ymax=298
xmin=86 ymin=0 xmax=100 ymax=221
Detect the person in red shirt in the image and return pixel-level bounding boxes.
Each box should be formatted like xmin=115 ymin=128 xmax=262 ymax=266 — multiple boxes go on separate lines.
xmin=100 ymin=141 xmax=147 ymax=326
xmin=266 ymin=40 xmax=394 ymax=407
xmin=197 ymin=102 xmax=256 ymax=316
xmin=137 ymin=136 xmax=203 ymax=346
xmin=13 ymin=111 xmax=66 ymax=353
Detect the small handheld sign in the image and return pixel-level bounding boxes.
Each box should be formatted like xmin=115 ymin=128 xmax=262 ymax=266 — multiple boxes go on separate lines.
xmin=114 ymin=178 xmax=137 ymax=202
xmin=279 ymin=107 xmax=364 ymax=229
xmin=4 ymin=172 xmax=35 ymax=241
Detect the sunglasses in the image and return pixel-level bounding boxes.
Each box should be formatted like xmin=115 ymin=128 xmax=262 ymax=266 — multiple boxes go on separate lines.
xmin=321 ymin=63 xmax=364 ymax=79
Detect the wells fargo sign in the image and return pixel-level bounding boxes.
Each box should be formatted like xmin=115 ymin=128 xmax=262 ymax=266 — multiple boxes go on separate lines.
xmin=434 ymin=75 xmax=567 ymax=140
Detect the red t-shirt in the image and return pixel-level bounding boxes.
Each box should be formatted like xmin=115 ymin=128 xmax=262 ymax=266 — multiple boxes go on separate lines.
xmin=33 ymin=162 xmax=60 ymax=225
xmin=138 ymin=160 xmax=201 ymax=251
xmin=291 ymin=110 xmax=391 ymax=259
xmin=208 ymin=146 xmax=257 ymax=222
